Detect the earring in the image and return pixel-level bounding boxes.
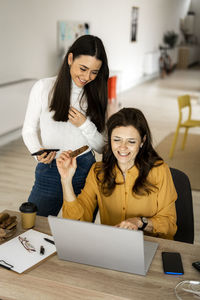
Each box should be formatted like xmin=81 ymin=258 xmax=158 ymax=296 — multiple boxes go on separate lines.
xmin=140 ymin=144 xmax=143 ymax=148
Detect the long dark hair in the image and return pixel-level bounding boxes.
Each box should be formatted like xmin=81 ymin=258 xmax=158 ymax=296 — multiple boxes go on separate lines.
xmin=95 ymin=107 xmax=163 ymax=196
xmin=49 ymin=35 xmax=109 ymax=132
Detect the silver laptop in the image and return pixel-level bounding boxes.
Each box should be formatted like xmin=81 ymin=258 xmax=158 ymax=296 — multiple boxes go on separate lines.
xmin=48 ymin=216 xmax=158 ymax=276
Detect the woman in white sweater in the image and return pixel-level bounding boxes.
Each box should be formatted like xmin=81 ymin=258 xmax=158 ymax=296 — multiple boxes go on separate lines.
xmin=22 ymin=35 xmax=109 ymax=217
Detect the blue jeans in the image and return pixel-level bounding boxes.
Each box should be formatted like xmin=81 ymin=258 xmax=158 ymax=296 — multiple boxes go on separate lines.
xmin=28 ymin=151 xmax=95 ymax=217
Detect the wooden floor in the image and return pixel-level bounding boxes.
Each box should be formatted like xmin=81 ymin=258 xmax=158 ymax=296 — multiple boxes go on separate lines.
xmin=0 ymin=137 xmax=35 ymax=211
xmin=0 ymin=68 xmax=199 ymax=245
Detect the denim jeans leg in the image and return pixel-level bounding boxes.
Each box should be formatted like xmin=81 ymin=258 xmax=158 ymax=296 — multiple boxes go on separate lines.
xmin=28 ymin=161 xmax=63 ymax=217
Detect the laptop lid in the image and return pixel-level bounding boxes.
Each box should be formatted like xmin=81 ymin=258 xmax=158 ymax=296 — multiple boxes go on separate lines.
xmin=48 ymin=216 xmax=158 ymax=276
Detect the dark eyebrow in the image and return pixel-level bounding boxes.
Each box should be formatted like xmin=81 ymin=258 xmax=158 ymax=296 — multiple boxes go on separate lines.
xmin=79 ymin=64 xmax=100 ymax=72
xmin=79 ymin=64 xmax=88 ymax=69
xmin=113 ymin=136 xmax=137 ymax=140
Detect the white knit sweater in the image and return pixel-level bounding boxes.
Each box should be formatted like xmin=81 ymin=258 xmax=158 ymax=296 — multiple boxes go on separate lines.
xmin=22 ymin=77 xmax=104 ymax=157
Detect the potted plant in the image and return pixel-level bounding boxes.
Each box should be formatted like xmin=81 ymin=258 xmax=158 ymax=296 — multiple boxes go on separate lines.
xmin=163 ymin=31 xmax=178 ymax=48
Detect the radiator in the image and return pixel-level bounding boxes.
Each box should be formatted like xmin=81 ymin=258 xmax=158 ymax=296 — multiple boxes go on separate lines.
xmin=143 ymin=51 xmax=160 ymax=75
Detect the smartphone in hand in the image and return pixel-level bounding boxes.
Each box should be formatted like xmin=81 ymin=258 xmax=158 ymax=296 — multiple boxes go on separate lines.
xmin=162 ymin=252 xmax=184 ymax=275
xmin=31 ymin=149 xmax=60 ymax=156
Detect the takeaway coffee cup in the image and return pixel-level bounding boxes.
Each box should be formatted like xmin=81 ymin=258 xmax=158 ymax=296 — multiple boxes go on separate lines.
xmin=19 ymin=202 xmax=37 ymax=229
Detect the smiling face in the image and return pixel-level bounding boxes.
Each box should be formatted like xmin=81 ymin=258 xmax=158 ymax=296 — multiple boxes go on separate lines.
xmin=68 ymin=53 xmax=102 ymax=88
xmin=111 ymin=125 xmax=144 ymax=172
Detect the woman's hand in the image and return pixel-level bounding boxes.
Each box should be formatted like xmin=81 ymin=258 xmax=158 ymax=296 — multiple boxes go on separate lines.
xmin=37 ymin=148 xmax=56 ymax=164
xmin=116 ymin=217 xmax=153 ymax=232
xmin=56 ymin=151 xmax=77 ymax=181
xmin=68 ymin=107 xmax=86 ymax=127
xmin=116 ymin=218 xmax=141 ymax=230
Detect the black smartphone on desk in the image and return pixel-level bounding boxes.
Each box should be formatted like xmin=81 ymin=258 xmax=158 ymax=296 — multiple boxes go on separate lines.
xmin=162 ymin=252 xmax=184 ymax=275
xmin=192 ymin=261 xmax=200 ymax=272
xmin=31 ymin=149 xmax=60 ymax=156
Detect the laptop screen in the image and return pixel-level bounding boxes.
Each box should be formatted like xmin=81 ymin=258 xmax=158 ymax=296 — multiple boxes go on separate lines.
xmin=48 ymin=216 xmax=158 ymax=276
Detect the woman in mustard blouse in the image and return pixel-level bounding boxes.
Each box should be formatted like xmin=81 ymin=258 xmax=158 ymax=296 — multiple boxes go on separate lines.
xmin=57 ymin=107 xmax=177 ymax=239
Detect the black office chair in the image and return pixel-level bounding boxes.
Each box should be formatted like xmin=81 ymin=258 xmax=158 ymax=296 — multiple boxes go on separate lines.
xmin=170 ymin=167 xmax=194 ymax=244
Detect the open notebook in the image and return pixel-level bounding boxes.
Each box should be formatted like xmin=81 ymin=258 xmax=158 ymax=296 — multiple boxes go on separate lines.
xmin=48 ymin=216 xmax=158 ymax=276
xmin=0 ymin=229 xmax=56 ymax=273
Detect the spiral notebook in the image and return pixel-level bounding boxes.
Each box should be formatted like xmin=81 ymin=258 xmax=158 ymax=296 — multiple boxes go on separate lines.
xmin=0 ymin=229 xmax=56 ymax=273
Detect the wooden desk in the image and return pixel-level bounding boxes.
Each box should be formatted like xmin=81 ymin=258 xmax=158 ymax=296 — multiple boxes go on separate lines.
xmin=0 ymin=211 xmax=199 ymax=300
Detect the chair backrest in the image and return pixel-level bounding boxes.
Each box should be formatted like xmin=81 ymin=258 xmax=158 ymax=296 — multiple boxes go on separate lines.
xmin=178 ymin=94 xmax=192 ymax=123
xmin=170 ymin=167 xmax=194 ymax=244
xmin=108 ymin=76 xmax=117 ymax=101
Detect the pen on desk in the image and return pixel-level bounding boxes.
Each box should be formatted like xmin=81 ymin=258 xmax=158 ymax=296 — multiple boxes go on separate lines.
xmin=0 ymin=260 xmax=14 ymax=270
xmin=0 ymin=263 xmax=12 ymax=270
xmin=40 ymin=245 xmax=45 ymax=255
xmin=44 ymin=237 xmax=55 ymax=245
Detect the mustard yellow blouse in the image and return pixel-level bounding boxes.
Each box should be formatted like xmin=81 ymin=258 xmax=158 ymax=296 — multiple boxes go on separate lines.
xmin=62 ymin=162 xmax=177 ymax=239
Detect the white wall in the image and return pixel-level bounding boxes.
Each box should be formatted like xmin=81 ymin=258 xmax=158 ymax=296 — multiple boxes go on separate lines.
xmin=191 ymin=0 xmax=200 ymax=44
xmin=0 ymin=80 xmax=36 ymax=136
xmin=0 ymin=0 xmax=191 ymax=91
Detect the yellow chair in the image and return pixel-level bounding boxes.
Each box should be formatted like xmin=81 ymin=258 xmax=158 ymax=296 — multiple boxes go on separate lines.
xmin=169 ymin=94 xmax=200 ymax=158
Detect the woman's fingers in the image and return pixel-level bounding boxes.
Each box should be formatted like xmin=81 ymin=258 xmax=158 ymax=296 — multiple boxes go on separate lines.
xmin=45 ymin=151 xmax=56 ymax=164
xmin=37 ymin=151 xmax=56 ymax=164
xmin=68 ymin=107 xmax=79 ymax=118
xmin=56 ymin=151 xmax=77 ymax=180
xmin=69 ymin=107 xmax=79 ymax=114
xmin=116 ymin=221 xmax=138 ymax=230
xmin=68 ymin=107 xmax=86 ymax=127
xmin=37 ymin=151 xmax=46 ymax=161
xmin=57 ymin=151 xmax=76 ymax=168
xmin=59 ymin=151 xmax=73 ymax=162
